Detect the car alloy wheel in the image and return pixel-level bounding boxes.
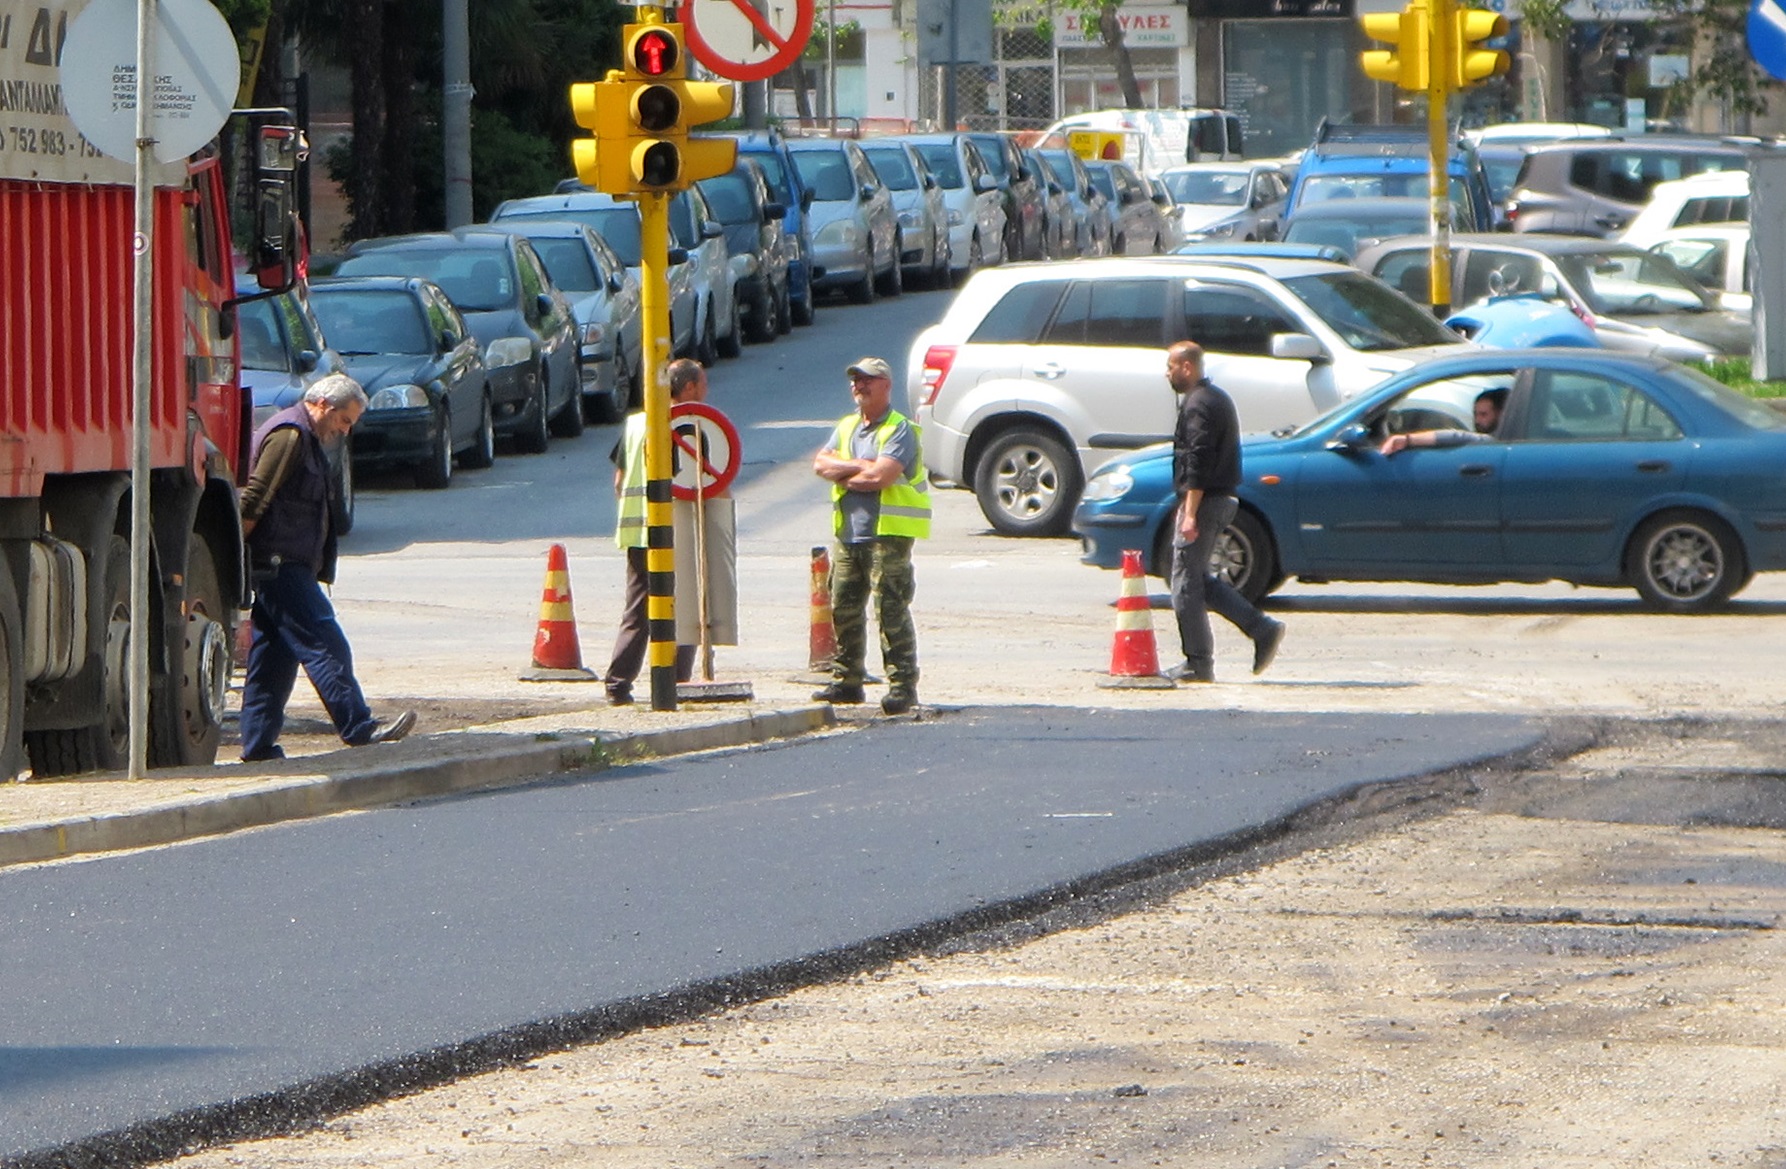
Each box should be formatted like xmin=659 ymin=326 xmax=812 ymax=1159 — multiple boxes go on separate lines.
xmin=461 ymin=393 xmax=496 ymax=469
xmin=973 ymin=426 xmax=1081 ymax=537
xmin=1628 ymin=510 xmax=1744 ymax=613
xmin=415 ymin=402 xmax=453 ymax=489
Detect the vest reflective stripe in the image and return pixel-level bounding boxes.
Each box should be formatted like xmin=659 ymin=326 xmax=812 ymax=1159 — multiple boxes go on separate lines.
xmin=615 ymin=414 xmax=649 ymax=549
xmin=830 ymin=411 xmax=931 ymax=539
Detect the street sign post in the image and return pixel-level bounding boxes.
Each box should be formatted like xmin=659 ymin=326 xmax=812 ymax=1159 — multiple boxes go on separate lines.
xmin=683 ymin=0 xmax=815 ymax=82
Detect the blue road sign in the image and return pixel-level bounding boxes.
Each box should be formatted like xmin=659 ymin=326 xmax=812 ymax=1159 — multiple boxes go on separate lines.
xmin=1751 ymin=0 xmax=1786 ymax=80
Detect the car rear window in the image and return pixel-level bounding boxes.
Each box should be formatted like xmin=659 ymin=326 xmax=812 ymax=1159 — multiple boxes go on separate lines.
xmin=968 ymin=280 xmax=1068 ymax=343
xmin=495 ymin=207 xmax=641 ymax=266
xmin=1043 ymin=279 xmax=1171 ymax=348
xmin=1671 ymin=364 xmax=1786 ymax=431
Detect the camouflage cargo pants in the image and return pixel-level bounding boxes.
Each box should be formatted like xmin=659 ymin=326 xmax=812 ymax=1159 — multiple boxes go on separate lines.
xmin=830 ymin=536 xmax=918 ymax=695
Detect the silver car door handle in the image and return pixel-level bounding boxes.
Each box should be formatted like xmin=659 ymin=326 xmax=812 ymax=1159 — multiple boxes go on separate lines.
xmin=1032 ymin=363 xmax=1066 ymax=380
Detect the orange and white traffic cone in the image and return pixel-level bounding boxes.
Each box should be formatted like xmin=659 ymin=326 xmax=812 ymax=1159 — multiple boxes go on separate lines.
xmin=520 ymin=543 xmax=599 ymax=682
xmin=1097 ymin=548 xmax=1174 ymax=690
xmin=792 ymin=545 xmax=839 ymax=684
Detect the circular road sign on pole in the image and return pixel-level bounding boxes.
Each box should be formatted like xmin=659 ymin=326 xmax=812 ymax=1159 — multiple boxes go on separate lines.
xmin=61 ymin=0 xmax=240 ymax=164
xmin=684 ymin=0 xmax=815 ymax=83
xmin=669 ymin=402 xmax=743 ymax=501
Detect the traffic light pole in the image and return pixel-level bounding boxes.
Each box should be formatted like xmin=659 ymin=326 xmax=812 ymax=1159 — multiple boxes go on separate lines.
xmin=639 ymin=189 xmax=679 ymax=712
xmin=1427 ymin=0 xmax=1453 ymax=319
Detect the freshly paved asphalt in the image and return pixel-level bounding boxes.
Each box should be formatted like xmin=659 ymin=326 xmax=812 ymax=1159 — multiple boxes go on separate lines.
xmin=0 ymin=706 xmax=1542 ymax=1163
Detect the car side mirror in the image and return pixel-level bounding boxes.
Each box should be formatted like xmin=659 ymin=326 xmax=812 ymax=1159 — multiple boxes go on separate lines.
xmin=607 ymin=273 xmax=624 ymax=294
xmin=438 ymin=329 xmax=458 ymax=352
xmin=859 ymin=183 xmax=878 ymax=202
xmin=295 ymin=349 xmax=319 ymax=373
xmin=669 ymin=246 xmax=690 ymax=265
xmin=801 ymin=188 xmax=815 ymax=210
xmin=763 ymin=201 xmax=786 ymax=221
xmin=535 ymin=292 xmax=555 ymax=318
xmin=701 ymin=219 xmax=724 ymax=240
xmin=1270 ymin=333 xmax=1328 ymax=362
xmin=976 ymin=174 xmax=999 ymax=193
xmin=1326 ymin=422 xmax=1371 ymax=451
xmin=923 ymin=174 xmax=937 ymax=190
xmin=1152 ymin=191 xmax=1170 ymax=206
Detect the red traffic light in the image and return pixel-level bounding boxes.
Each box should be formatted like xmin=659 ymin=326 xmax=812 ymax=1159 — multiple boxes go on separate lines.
xmin=632 ymin=28 xmax=678 ymax=77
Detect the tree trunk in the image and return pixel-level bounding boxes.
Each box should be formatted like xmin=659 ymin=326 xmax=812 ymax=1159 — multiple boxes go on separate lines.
xmin=789 ymin=59 xmax=814 ymax=123
xmin=380 ymin=12 xmax=418 ymax=234
xmin=1098 ymin=4 xmax=1143 ymax=109
xmin=346 ymin=0 xmax=386 ymax=239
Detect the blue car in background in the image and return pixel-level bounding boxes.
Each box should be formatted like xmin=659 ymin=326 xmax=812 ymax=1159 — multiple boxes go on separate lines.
xmin=1287 ymin=121 xmax=1497 ymax=233
xmin=1074 ymin=349 xmax=1786 ymax=613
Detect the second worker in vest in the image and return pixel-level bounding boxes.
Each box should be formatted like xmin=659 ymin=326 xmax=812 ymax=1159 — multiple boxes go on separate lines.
xmin=812 ymin=356 xmax=931 ymax=715
xmin=604 ymin=359 xmax=707 ymax=705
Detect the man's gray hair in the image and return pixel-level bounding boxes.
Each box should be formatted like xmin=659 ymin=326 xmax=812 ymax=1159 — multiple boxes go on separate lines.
xmin=304 ymin=373 xmax=369 ymax=410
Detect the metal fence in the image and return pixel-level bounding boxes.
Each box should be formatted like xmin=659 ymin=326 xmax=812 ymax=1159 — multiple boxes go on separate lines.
xmin=918 ymin=25 xmax=1057 ymax=132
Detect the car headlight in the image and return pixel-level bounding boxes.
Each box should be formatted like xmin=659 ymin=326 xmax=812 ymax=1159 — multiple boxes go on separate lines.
xmin=1079 ymin=465 xmax=1135 ymax=502
xmin=816 ymin=221 xmax=860 ymax=248
xmin=368 ymin=384 xmax=429 ymax=410
xmin=581 ymin=321 xmax=606 ymax=348
xmin=485 ymin=337 xmax=533 ymax=369
xmin=1200 ymin=219 xmax=1239 ymax=239
xmin=897 ymin=208 xmax=923 ymax=229
xmin=948 ymin=208 xmax=964 ymax=226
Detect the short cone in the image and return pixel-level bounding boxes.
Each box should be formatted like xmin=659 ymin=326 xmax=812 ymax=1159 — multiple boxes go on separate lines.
xmin=522 ymin=543 xmax=598 ymax=681
xmin=1098 ymin=548 xmax=1173 ymax=689
xmin=808 ymin=545 xmax=837 ymax=671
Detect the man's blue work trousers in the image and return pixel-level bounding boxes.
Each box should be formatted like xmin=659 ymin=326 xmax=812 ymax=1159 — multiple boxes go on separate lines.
xmin=238 ymin=562 xmax=376 ymax=761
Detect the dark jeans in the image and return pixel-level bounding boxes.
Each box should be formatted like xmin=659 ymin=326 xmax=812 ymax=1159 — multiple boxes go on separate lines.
xmin=830 ymin=536 xmax=917 ymax=694
xmin=604 ymin=546 xmax=695 ymax=695
xmin=239 ymin=562 xmax=376 ymax=760
xmin=1171 ymin=494 xmax=1272 ymax=671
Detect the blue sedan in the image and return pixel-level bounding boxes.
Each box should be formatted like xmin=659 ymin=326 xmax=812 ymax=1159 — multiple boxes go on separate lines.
xmin=1074 ymin=349 xmax=1786 ymax=613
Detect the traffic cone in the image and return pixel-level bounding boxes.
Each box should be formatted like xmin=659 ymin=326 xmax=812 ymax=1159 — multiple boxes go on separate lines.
xmin=1097 ymin=548 xmax=1174 ymax=690
xmin=791 ymin=545 xmax=838 ymax=684
xmin=520 ymin=543 xmax=599 ymax=682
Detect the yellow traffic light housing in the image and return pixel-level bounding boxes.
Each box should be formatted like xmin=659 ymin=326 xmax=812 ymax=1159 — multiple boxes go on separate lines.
xmin=1452 ymin=6 xmax=1510 ymax=88
xmin=1359 ymin=4 xmax=1429 ymax=91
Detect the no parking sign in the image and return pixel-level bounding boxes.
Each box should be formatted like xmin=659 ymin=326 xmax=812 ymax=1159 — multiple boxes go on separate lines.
xmin=669 ymin=402 xmax=742 ymax=501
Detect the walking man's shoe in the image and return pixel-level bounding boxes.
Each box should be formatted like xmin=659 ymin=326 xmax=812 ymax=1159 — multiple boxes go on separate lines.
xmin=606 ymin=686 xmax=634 ymax=707
xmin=881 ymin=690 xmax=917 ymax=715
xmin=1252 ymin=620 xmax=1286 ymax=676
xmin=812 ymin=682 xmax=866 ymax=705
xmin=1164 ymin=660 xmax=1214 ymax=684
xmin=367 ymin=710 xmax=417 ymax=744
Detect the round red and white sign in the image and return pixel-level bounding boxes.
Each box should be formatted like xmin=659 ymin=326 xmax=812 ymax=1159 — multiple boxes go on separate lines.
xmin=669 ymin=401 xmax=743 ymax=501
xmin=682 ymin=0 xmax=815 ymax=83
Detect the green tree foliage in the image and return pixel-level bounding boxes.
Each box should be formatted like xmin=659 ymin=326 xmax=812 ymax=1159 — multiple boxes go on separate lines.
xmin=1646 ymin=0 xmax=1779 ymax=119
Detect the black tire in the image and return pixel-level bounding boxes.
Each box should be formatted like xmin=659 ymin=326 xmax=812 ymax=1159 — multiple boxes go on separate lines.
xmin=717 ymin=290 xmax=745 ymax=357
xmin=586 ymin=354 xmax=627 ymax=425
xmin=460 ymin=393 xmax=496 ymax=469
xmin=513 ymin=372 xmax=551 ymax=455
xmin=696 ymin=299 xmax=720 ymax=366
xmin=877 ymin=237 xmax=904 ymax=297
xmin=792 ymin=275 xmax=815 ymax=326
xmin=1625 ymin=509 xmax=1745 ymax=613
xmin=548 ymin=371 xmax=584 ymax=438
xmin=1214 ymin=508 xmax=1280 ymax=604
xmin=27 ymin=533 xmax=130 ymax=775
xmin=330 ymin=446 xmax=355 ymax=536
xmin=849 ymin=261 xmax=876 ymax=305
xmin=775 ymin=281 xmax=793 ymax=335
xmin=415 ymin=403 xmax=454 ymax=489
xmin=0 ymin=560 xmax=24 ymax=781
xmin=931 ymin=231 xmax=951 ymax=287
xmin=747 ymin=283 xmax=777 ymax=344
xmin=972 ymin=426 xmax=1082 ymax=537
xmin=148 ymin=535 xmax=229 ymax=768
xmin=955 ymin=234 xmax=983 ymax=287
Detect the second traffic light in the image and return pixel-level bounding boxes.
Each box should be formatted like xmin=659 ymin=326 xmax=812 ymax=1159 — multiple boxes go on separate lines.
xmin=574 ymin=22 xmax=738 ymax=194
xmin=1452 ymin=6 xmax=1510 ymax=88
xmin=1359 ymin=1 xmax=1429 ymax=91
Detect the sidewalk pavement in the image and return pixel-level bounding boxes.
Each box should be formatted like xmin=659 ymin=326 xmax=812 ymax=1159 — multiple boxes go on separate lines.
xmin=0 ymin=695 xmax=838 ymax=871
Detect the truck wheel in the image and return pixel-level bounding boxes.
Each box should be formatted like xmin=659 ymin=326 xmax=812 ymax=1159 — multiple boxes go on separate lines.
xmin=973 ymin=427 xmax=1081 ymax=537
xmin=0 ymin=562 xmax=23 ymax=781
xmin=149 ymin=535 xmax=229 ymax=768
xmin=27 ymin=534 xmax=130 ymax=775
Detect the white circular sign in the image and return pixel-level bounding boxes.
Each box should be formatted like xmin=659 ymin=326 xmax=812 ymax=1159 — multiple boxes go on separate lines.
xmin=60 ymin=0 xmax=240 ymax=164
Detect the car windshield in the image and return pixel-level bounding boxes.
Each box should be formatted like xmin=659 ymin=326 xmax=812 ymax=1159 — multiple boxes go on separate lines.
xmin=749 ymin=151 xmax=793 ymax=203
xmin=334 ymin=247 xmax=512 ymax=312
xmin=863 ymin=148 xmax=919 ymax=190
xmin=1554 ymin=251 xmax=1710 ymax=314
xmin=310 ymin=290 xmax=432 ymax=355
xmin=1300 ymin=174 xmax=1472 ymax=207
xmin=491 ymin=207 xmax=642 ymax=266
xmin=697 ymin=173 xmax=759 ymax=224
xmin=1087 ymin=167 xmax=1116 ymax=202
xmin=792 ymin=150 xmax=856 ymax=201
xmin=914 ymin=143 xmax=962 ymax=188
xmin=527 ymin=238 xmax=600 ymax=293
xmin=1162 ymin=170 xmax=1248 ymax=206
xmin=1670 ymin=363 xmax=1786 ymax=430
xmin=1281 ymin=271 xmax=1464 ymax=351
xmin=1283 ymin=212 xmax=1430 ymax=258
xmin=968 ymin=136 xmax=1009 ymax=180
xmin=236 ymin=299 xmax=290 ymax=371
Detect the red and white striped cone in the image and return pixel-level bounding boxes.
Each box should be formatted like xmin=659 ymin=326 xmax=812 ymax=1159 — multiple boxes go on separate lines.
xmin=520 ymin=543 xmax=599 ymax=682
xmin=1097 ymin=548 xmax=1174 ymax=690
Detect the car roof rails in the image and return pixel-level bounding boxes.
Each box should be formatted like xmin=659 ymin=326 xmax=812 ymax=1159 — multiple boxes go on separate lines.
xmin=1311 ymin=118 xmax=1471 ymax=153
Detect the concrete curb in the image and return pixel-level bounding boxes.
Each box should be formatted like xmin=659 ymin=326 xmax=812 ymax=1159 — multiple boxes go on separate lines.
xmin=0 ymin=707 xmax=835 ymax=870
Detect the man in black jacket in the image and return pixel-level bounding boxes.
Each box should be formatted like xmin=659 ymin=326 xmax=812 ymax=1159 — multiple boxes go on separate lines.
xmin=238 ymin=375 xmax=414 ymax=761
xmin=1168 ymin=340 xmax=1285 ymax=684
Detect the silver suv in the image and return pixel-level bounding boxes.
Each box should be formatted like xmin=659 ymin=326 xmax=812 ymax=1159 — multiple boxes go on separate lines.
xmin=907 ymin=256 xmax=1468 ymax=535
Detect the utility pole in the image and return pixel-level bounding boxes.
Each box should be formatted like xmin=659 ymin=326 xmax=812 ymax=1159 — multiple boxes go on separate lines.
xmin=443 ymin=0 xmax=473 ymax=227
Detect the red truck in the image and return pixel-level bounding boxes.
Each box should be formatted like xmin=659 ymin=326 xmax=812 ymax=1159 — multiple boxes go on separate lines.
xmin=0 ymin=0 xmax=298 ymax=778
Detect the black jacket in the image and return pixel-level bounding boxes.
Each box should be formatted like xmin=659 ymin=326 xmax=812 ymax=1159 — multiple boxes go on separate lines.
xmin=1172 ymin=378 xmax=1241 ymax=497
xmin=244 ymin=404 xmax=337 ymax=582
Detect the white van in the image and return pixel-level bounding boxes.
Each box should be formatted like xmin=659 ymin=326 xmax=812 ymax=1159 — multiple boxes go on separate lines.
xmin=1041 ymin=108 xmax=1243 ymax=176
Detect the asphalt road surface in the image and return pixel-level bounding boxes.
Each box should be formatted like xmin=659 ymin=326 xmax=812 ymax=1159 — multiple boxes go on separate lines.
xmin=1 ymin=706 xmax=1541 ymax=1163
